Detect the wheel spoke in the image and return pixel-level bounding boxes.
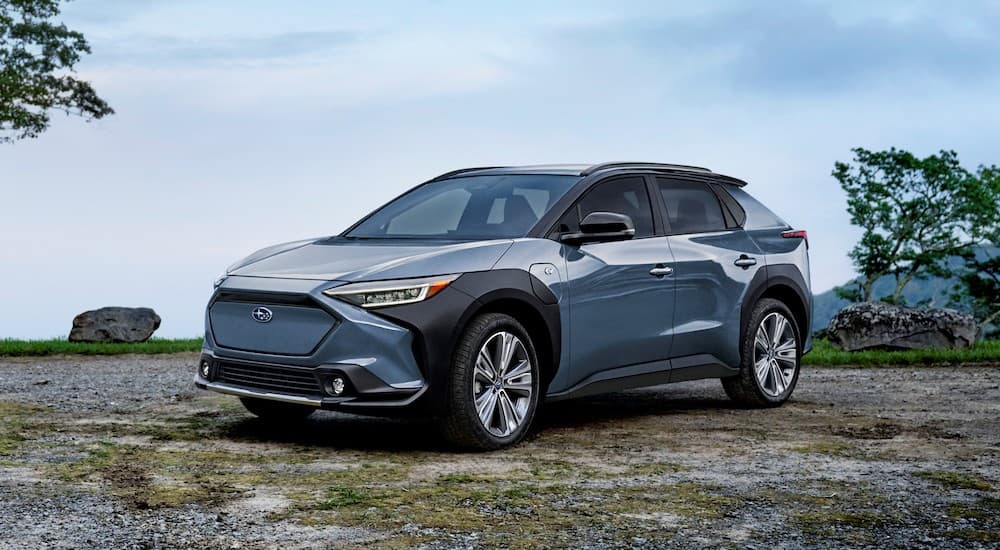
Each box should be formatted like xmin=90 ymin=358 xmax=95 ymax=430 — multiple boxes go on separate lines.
xmin=775 ymin=349 xmax=797 ymax=365
xmin=755 ymin=326 xmax=769 ymax=351
xmin=774 ymin=338 xmax=797 ymax=354
xmin=476 ymin=348 xmax=496 ymax=381
xmin=505 ymin=391 xmax=525 ymax=425
xmin=498 ymin=332 xmax=517 ymax=376
xmin=504 ymin=359 xmax=531 ymax=381
xmin=504 ymin=376 xmax=533 ymax=395
xmin=476 ymin=389 xmax=498 ymax=427
xmin=754 ymin=357 xmax=770 ymax=381
xmin=771 ymin=315 xmax=787 ymax=347
xmin=497 ymin=391 xmax=517 ymax=434
xmin=779 ymin=363 xmax=794 ymax=386
xmin=770 ymin=361 xmax=784 ymax=394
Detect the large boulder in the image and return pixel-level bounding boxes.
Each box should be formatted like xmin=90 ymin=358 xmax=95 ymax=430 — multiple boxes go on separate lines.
xmin=827 ymin=302 xmax=977 ymax=351
xmin=69 ymin=307 xmax=161 ymax=343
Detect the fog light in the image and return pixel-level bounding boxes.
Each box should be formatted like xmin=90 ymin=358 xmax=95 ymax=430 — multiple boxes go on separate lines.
xmin=200 ymin=360 xmax=211 ymax=379
xmin=327 ymin=376 xmax=346 ymax=396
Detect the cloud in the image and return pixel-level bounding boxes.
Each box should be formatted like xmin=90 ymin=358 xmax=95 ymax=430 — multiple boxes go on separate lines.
xmin=554 ymin=2 xmax=1000 ymax=94
xmin=90 ymin=31 xmax=357 ymax=65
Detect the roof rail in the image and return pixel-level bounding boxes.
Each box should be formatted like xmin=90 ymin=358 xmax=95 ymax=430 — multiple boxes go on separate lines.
xmin=428 ymin=166 xmax=507 ymax=181
xmin=581 ymin=162 xmax=712 ymax=176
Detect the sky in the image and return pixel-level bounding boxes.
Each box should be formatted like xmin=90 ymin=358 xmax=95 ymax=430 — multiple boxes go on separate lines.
xmin=2 ymin=0 xmax=999 ymax=338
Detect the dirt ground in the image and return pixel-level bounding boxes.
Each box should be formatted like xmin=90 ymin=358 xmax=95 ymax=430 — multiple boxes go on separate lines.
xmin=1 ymin=354 xmax=998 ymax=549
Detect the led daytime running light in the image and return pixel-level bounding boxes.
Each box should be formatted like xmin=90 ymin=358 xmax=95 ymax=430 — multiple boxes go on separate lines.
xmin=323 ymin=275 xmax=459 ymax=308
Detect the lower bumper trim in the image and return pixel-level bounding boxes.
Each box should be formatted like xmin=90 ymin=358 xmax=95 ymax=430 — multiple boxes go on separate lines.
xmin=195 ymin=373 xmax=429 ymax=412
xmin=195 ymin=378 xmax=322 ymax=407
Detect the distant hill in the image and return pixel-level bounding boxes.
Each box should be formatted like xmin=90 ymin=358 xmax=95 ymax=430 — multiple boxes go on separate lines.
xmin=811 ymin=247 xmax=998 ymax=331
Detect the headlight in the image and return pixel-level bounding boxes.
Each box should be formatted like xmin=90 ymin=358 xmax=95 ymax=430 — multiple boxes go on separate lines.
xmin=323 ymin=274 xmax=459 ymax=308
xmin=214 ymin=275 xmax=228 ymax=288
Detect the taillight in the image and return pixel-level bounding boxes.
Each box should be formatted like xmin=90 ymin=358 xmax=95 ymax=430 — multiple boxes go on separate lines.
xmin=782 ymin=229 xmax=808 ymax=247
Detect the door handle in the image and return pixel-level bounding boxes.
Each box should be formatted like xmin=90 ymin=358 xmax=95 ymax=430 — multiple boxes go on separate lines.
xmin=734 ymin=255 xmax=757 ymax=268
xmin=649 ymin=265 xmax=673 ymax=278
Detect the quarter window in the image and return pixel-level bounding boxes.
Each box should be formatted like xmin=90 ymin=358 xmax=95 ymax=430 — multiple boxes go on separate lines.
xmin=657 ymin=178 xmax=728 ymax=234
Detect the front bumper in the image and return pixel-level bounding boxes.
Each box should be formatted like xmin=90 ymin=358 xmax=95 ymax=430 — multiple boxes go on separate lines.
xmin=198 ymin=275 xmax=435 ymax=413
xmin=194 ymin=351 xmax=427 ymax=411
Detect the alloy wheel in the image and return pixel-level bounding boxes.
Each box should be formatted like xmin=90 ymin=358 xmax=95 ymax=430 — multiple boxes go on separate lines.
xmin=473 ymin=331 xmax=534 ymax=437
xmin=753 ymin=312 xmax=797 ymax=397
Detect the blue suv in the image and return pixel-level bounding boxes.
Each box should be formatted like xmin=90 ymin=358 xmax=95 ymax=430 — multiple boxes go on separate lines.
xmin=196 ymin=162 xmax=811 ymax=450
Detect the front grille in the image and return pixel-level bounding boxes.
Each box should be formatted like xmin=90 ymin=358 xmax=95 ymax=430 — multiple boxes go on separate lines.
xmin=214 ymin=290 xmax=318 ymax=308
xmin=216 ymin=361 xmax=322 ymax=397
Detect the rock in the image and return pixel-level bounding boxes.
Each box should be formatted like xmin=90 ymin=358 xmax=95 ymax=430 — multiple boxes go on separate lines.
xmin=69 ymin=307 xmax=161 ymax=343
xmin=827 ymin=302 xmax=977 ymax=351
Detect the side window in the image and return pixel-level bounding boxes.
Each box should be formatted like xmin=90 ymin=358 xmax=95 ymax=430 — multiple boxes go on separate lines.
xmin=657 ymin=178 xmax=727 ymax=234
xmin=557 ymin=177 xmax=655 ymax=238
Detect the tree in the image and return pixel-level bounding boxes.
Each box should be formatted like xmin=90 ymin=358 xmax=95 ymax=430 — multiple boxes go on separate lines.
xmin=950 ymin=166 xmax=1000 ymax=335
xmin=953 ymin=250 xmax=1000 ymax=336
xmin=0 ymin=0 xmax=113 ymax=143
xmin=832 ymin=148 xmax=997 ymax=303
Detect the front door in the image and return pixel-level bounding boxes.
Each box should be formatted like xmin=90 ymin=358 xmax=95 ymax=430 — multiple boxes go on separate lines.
xmin=556 ymin=176 xmax=676 ymax=390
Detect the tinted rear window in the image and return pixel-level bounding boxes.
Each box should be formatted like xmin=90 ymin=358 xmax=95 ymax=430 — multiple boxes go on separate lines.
xmin=657 ymin=178 xmax=727 ymax=234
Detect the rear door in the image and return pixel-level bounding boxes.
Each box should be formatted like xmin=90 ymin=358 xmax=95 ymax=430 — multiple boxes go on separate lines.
xmin=554 ymin=176 xmax=676 ymax=390
xmin=656 ymin=178 xmax=763 ymax=370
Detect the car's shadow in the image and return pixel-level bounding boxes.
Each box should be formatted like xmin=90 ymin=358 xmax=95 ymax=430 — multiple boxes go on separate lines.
xmin=216 ymin=382 xmax=738 ymax=452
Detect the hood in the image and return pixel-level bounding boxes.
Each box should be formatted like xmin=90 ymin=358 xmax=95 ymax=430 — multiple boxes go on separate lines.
xmin=228 ymin=238 xmax=515 ymax=282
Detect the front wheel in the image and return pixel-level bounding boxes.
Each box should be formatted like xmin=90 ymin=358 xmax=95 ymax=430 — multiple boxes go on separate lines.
xmin=722 ymin=298 xmax=801 ymax=407
xmin=440 ymin=313 xmax=541 ymax=450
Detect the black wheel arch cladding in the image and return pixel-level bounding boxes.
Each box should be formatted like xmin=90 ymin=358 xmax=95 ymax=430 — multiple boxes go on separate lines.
xmin=740 ymin=264 xmax=811 ymax=357
xmin=371 ymin=269 xmax=562 ymax=410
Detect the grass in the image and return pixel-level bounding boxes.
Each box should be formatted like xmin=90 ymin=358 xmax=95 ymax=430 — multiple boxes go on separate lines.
xmin=915 ymin=470 xmax=993 ymax=491
xmin=804 ymin=338 xmax=1000 ymax=366
xmin=789 ymin=440 xmax=857 ymax=457
xmin=0 ymin=338 xmax=203 ymax=357
xmin=0 ymin=401 xmax=50 ymax=455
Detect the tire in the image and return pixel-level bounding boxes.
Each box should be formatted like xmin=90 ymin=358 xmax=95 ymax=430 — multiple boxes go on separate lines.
xmin=240 ymin=397 xmax=315 ymax=423
xmin=440 ymin=313 xmax=541 ymax=451
xmin=722 ymin=298 xmax=802 ymax=408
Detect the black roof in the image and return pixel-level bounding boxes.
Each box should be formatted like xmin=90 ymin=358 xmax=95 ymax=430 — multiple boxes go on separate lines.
xmin=433 ymin=162 xmax=748 ymax=186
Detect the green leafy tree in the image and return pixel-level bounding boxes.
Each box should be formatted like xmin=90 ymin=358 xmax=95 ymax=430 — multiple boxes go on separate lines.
xmin=953 ymin=251 xmax=1000 ymax=335
xmin=832 ymin=148 xmax=998 ymax=303
xmin=0 ymin=0 xmax=113 ymax=143
xmin=950 ymin=166 xmax=1000 ymax=335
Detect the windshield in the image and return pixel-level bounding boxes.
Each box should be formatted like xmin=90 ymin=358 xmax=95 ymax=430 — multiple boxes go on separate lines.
xmin=346 ymin=174 xmax=580 ymax=239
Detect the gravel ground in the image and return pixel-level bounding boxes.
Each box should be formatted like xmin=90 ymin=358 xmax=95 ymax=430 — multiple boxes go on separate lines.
xmin=1 ymin=354 xmax=998 ymax=548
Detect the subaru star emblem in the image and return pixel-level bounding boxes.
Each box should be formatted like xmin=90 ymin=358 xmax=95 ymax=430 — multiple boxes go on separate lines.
xmin=251 ymin=306 xmax=273 ymax=323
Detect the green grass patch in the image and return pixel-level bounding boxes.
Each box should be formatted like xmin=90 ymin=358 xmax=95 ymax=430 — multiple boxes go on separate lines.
xmin=0 ymin=401 xmax=51 ymax=455
xmin=0 ymin=338 xmax=203 ymax=357
xmin=789 ymin=440 xmax=857 ymax=457
xmin=804 ymin=338 xmax=1000 ymax=367
xmin=916 ymin=470 xmax=993 ymax=491
xmin=318 ymin=487 xmax=370 ymax=509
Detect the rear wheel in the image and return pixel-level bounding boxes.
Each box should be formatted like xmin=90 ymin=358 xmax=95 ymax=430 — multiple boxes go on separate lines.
xmin=441 ymin=313 xmax=540 ymax=450
xmin=240 ymin=397 xmax=315 ymax=422
xmin=722 ymin=298 xmax=801 ymax=407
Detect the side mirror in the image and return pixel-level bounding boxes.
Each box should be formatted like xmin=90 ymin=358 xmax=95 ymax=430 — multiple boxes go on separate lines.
xmin=560 ymin=211 xmax=636 ymax=244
